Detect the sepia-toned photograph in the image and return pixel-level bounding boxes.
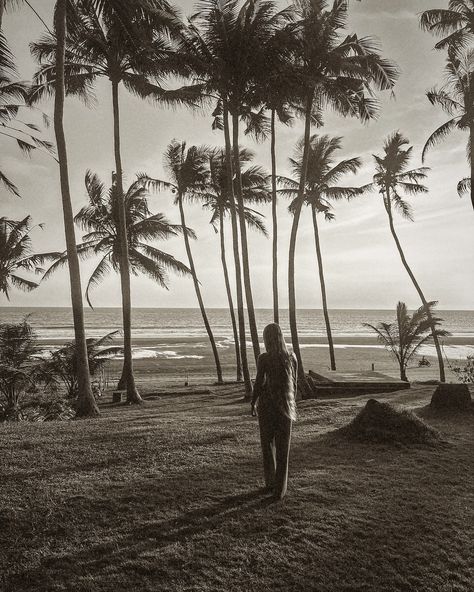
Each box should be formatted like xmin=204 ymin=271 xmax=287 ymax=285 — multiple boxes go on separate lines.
xmin=1 ymin=0 xmax=473 ymax=590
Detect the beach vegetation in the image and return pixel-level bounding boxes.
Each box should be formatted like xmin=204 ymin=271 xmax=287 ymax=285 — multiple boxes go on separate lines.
xmin=0 ymin=318 xmax=42 ymax=420
xmin=42 ymin=170 xmax=191 ymax=395
xmin=365 ymin=132 xmax=448 ymax=383
xmin=364 ymin=301 xmax=450 ymax=382
xmin=41 ymin=331 xmax=123 ymax=400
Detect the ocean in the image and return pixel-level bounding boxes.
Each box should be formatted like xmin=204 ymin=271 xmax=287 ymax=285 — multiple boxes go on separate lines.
xmin=1 ymin=307 xmax=473 ymax=363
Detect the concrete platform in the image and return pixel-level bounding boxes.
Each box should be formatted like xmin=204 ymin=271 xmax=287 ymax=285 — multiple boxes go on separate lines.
xmin=307 ymin=369 xmax=410 ymax=398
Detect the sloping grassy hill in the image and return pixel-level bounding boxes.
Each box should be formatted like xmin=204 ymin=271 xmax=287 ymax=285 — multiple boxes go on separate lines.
xmin=1 ymin=385 xmax=473 ymax=592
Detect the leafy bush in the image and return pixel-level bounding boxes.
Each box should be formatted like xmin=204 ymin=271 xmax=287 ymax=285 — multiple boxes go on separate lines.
xmin=451 ymin=356 xmax=474 ymax=384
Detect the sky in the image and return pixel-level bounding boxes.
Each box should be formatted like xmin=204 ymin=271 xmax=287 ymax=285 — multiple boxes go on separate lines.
xmin=1 ymin=0 xmax=473 ymax=310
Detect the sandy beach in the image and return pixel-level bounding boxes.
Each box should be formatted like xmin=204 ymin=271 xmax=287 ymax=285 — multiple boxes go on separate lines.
xmin=35 ymin=333 xmax=471 ymax=388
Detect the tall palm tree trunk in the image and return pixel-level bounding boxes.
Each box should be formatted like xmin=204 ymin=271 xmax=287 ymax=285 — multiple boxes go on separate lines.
xmin=311 ymin=205 xmax=336 ymax=371
xmin=223 ymin=101 xmax=252 ymax=396
xmin=0 ymin=1 xmax=4 ymax=30
xmin=270 ymin=109 xmax=279 ymax=324
xmin=219 ymin=211 xmax=242 ymax=382
xmin=288 ymin=92 xmax=313 ymax=393
xmin=111 ymin=79 xmax=142 ymax=404
xmin=470 ymin=122 xmax=474 ymax=212
xmin=54 ymin=0 xmax=98 ymax=418
xmin=178 ymin=195 xmax=223 ymax=384
xmin=384 ymin=197 xmax=446 ymax=382
xmin=231 ymin=112 xmax=260 ymax=363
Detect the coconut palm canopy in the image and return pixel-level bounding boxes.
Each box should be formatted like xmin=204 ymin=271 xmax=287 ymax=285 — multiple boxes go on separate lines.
xmin=278 ymin=134 xmax=363 ymax=218
xmin=423 ymin=50 xmax=473 ymax=201
xmin=367 ymin=132 xmax=430 ymax=221
xmin=201 ymin=148 xmax=270 ymax=234
xmin=420 ymin=0 xmax=474 ymax=50
xmin=0 ymin=216 xmax=59 ymax=299
xmin=43 ymin=172 xmax=191 ymax=307
xmin=0 ymin=31 xmax=53 ymax=196
xmin=364 ymin=301 xmax=450 ymax=380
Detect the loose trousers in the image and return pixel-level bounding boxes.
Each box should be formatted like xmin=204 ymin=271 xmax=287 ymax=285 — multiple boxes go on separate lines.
xmin=258 ymin=400 xmax=292 ymax=499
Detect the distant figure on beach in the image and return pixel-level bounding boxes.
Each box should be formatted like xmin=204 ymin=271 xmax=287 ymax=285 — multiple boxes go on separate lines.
xmin=251 ymin=323 xmax=297 ymax=499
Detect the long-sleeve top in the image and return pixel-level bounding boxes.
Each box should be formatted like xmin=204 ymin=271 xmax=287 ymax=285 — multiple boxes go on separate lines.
xmin=251 ymin=351 xmax=298 ymax=421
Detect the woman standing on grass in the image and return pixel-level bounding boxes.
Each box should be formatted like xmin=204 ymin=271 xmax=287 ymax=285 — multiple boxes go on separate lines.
xmin=251 ymin=323 xmax=297 ymax=499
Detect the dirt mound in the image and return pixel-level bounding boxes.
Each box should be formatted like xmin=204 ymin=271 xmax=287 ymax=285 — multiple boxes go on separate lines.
xmin=339 ymin=398 xmax=441 ymax=446
xmin=430 ymin=384 xmax=472 ymax=412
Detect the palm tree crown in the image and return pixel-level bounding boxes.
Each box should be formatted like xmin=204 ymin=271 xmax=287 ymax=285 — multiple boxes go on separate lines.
xmin=44 ymin=171 xmax=190 ymax=307
xmin=0 ymin=217 xmax=59 ymax=299
xmin=202 ymin=148 xmax=270 ymax=234
xmin=279 ymin=134 xmax=362 ymax=215
xmin=423 ymin=50 xmax=473 ymax=198
xmin=369 ymin=132 xmax=429 ymax=221
xmin=420 ymin=0 xmax=474 ymax=50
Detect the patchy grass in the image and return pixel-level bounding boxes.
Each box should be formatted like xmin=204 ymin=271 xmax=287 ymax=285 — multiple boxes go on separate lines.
xmin=1 ymin=384 xmax=473 ymax=592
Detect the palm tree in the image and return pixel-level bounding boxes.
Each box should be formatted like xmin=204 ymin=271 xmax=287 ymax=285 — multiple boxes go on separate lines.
xmin=422 ymin=49 xmax=474 ymax=211
xmin=0 ymin=318 xmax=40 ymax=419
xmin=51 ymin=0 xmax=99 ymax=417
xmin=152 ymin=141 xmax=224 ymax=385
xmin=42 ymin=331 xmax=123 ymax=399
xmin=202 ymin=148 xmax=270 ymax=382
xmin=176 ymin=2 xmax=255 ymax=394
xmin=179 ymin=0 xmax=293 ymax=366
xmin=258 ymin=25 xmax=298 ymax=325
xmin=366 ymin=132 xmax=447 ymax=382
xmin=420 ymin=0 xmax=474 ymax=51
xmin=0 ymin=216 xmax=58 ymax=298
xmin=0 ymin=31 xmax=53 ymax=196
xmin=279 ymin=134 xmax=362 ymax=371
xmin=44 ymin=170 xmax=191 ymax=393
xmin=365 ymin=301 xmax=449 ymax=382
xmin=30 ymin=0 xmax=190 ymax=403
xmin=285 ymin=0 xmax=398 ymax=388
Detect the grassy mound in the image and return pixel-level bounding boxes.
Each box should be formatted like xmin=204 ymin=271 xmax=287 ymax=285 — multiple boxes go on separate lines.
xmin=339 ymin=398 xmax=441 ymax=446
xmin=430 ymin=383 xmax=473 ymax=412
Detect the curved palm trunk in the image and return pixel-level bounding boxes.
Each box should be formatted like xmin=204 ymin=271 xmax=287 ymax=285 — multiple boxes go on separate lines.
xmin=223 ymin=101 xmax=252 ymax=396
xmin=270 ymin=109 xmax=279 ymax=324
xmin=54 ymin=0 xmax=98 ymax=418
xmin=219 ymin=210 xmax=243 ymax=382
xmin=311 ymin=206 xmax=336 ymax=371
xmin=384 ymin=197 xmax=445 ymax=382
xmin=231 ymin=112 xmax=260 ymax=363
xmin=288 ymin=93 xmax=313 ymax=395
xmin=111 ymin=80 xmax=142 ymax=404
xmin=178 ymin=194 xmax=223 ymax=384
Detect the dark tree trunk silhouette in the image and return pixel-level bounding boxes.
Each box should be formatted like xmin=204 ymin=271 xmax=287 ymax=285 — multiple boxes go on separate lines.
xmin=178 ymin=194 xmax=223 ymax=384
xmin=288 ymin=92 xmax=313 ymax=393
xmin=219 ymin=210 xmax=242 ymax=382
xmin=231 ymin=112 xmax=260 ymax=363
xmin=0 ymin=2 xmax=4 ymax=30
xmin=270 ymin=109 xmax=279 ymax=324
xmin=384 ymin=195 xmax=445 ymax=382
xmin=470 ymin=121 xmax=474 ymax=212
xmin=111 ymin=79 xmax=142 ymax=404
xmin=54 ymin=0 xmax=99 ymax=418
xmin=223 ymin=101 xmax=252 ymax=396
xmin=311 ymin=205 xmax=336 ymax=371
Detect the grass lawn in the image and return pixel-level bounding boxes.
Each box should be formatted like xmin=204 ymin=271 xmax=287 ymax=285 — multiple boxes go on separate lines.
xmin=1 ymin=385 xmax=473 ymax=592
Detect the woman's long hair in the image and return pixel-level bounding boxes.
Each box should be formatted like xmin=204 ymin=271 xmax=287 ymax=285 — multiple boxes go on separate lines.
xmin=262 ymin=324 xmax=296 ymax=420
